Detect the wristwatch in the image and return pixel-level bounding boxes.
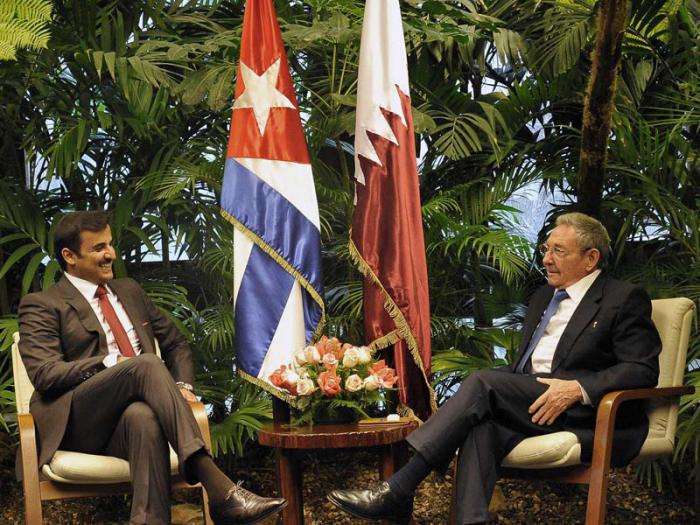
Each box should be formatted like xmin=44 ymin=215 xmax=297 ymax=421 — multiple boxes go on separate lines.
xmin=176 ymin=381 xmax=194 ymax=393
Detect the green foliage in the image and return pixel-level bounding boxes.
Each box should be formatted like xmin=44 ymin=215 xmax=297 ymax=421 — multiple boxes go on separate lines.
xmin=0 ymin=317 xmax=18 ymax=434
xmin=0 ymin=0 xmax=696 ymax=494
xmin=291 ymin=397 xmax=371 ymax=427
xmin=0 ymin=0 xmax=52 ymax=60
xmin=209 ymin=378 xmax=272 ymax=457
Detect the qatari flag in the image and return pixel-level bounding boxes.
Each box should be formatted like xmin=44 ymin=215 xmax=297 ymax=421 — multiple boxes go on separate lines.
xmin=350 ymin=0 xmax=436 ymax=419
xmin=220 ymin=0 xmax=324 ymax=398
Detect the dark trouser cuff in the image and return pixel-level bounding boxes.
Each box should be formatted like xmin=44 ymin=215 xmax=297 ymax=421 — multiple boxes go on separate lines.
xmin=179 ymin=437 xmax=209 ymax=484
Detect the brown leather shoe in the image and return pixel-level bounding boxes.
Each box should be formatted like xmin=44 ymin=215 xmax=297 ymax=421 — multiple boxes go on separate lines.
xmin=209 ymin=483 xmax=287 ymax=525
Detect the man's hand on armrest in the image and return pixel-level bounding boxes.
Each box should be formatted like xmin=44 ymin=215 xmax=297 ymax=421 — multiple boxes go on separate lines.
xmin=176 ymin=381 xmax=196 ymax=403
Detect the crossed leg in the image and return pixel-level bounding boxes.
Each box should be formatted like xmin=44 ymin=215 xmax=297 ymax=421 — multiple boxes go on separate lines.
xmin=60 ymin=354 xmax=207 ymax=524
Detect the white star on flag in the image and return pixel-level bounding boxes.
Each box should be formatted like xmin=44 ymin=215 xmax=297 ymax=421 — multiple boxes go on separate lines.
xmin=232 ymin=57 xmax=296 ymax=135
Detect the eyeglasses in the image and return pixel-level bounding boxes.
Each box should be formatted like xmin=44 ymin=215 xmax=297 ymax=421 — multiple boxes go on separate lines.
xmin=538 ymin=243 xmax=592 ymax=258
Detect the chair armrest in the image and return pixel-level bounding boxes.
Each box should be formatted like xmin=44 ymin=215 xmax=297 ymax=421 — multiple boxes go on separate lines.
xmin=188 ymin=400 xmax=212 ymax=450
xmin=590 ymin=386 xmax=695 ymax=469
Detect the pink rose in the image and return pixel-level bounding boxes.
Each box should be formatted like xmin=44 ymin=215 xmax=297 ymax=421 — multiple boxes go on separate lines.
xmin=322 ymin=352 xmax=338 ymax=368
xmin=315 ymin=335 xmax=344 ymax=359
xmin=268 ymin=365 xmax=298 ymax=395
xmin=369 ymin=359 xmax=399 ymax=388
xmin=317 ymin=365 xmax=342 ymax=397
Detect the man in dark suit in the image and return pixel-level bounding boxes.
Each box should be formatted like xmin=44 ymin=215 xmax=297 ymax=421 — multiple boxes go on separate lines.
xmin=328 ymin=212 xmax=661 ymax=524
xmin=18 ymin=211 xmax=286 ymax=525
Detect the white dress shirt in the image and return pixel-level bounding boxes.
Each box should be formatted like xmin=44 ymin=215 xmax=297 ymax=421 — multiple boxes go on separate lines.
xmin=530 ymin=269 xmax=601 ymax=404
xmin=65 ymin=273 xmax=142 ymax=367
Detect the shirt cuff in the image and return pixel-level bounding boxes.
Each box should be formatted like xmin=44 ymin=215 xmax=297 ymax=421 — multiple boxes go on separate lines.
xmin=577 ymin=381 xmax=592 ymax=405
xmin=103 ymin=353 xmax=119 ymax=368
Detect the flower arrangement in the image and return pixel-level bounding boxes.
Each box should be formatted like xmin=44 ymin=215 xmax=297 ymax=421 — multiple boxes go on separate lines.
xmin=269 ymin=335 xmax=398 ymax=424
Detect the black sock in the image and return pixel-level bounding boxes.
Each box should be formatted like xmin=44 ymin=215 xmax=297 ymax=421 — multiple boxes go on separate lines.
xmin=387 ymin=452 xmax=431 ymax=498
xmin=187 ymin=450 xmax=235 ymax=504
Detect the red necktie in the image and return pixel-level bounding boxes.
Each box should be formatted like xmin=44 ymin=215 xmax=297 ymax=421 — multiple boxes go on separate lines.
xmin=95 ymin=285 xmax=136 ymax=358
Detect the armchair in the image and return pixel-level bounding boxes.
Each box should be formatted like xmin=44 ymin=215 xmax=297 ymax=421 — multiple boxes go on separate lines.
xmin=12 ymin=332 xmax=213 ymax=525
xmin=451 ymin=297 xmax=696 ymax=524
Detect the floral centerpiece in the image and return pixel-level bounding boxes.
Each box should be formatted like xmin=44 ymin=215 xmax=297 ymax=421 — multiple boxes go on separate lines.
xmin=269 ymin=335 xmax=398 ymax=424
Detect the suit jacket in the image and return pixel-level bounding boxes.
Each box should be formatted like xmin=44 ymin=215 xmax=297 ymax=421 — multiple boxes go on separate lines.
xmin=512 ymin=273 xmax=661 ymax=466
xmin=17 ymin=275 xmax=194 ymax=475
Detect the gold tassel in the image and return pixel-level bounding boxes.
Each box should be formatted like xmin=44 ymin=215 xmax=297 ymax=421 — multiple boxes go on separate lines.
xmin=348 ymin=235 xmax=438 ymax=414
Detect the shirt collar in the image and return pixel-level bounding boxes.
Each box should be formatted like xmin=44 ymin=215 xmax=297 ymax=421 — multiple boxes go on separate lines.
xmin=64 ymin=273 xmax=112 ymax=301
xmin=562 ymin=269 xmax=601 ymax=305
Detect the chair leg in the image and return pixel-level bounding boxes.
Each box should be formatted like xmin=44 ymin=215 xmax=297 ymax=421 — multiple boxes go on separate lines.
xmin=585 ymin=461 xmax=610 ymax=525
xmin=201 ymin=486 xmax=213 ymax=525
xmin=22 ymin=478 xmax=42 ymax=525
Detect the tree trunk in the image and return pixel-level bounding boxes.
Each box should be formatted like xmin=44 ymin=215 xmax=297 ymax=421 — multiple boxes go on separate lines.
xmin=577 ymin=0 xmax=628 ymax=217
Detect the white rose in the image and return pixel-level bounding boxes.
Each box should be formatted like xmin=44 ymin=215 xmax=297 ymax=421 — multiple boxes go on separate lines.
xmin=294 ymin=347 xmax=308 ymax=366
xmin=322 ymin=353 xmax=338 ymax=367
xmin=345 ymin=374 xmax=363 ymax=392
xmin=281 ymin=369 xmax=299 ymax=386
xmin=357 ymin=346 xmax=372 ymax=364
xmin=363 ymin=374 xmax=380 ymax=391
xmin=297 ymin=378 xmax=315 ymax=396
xmin=342 ymin=347 xmax=360 ymax=368
xmin=304 ymin=345 xmax=322 ymax=364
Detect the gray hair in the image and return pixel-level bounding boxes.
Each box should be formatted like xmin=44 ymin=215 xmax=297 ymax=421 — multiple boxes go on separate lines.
xmin=555 ymin=212 xmax=611 ymax=262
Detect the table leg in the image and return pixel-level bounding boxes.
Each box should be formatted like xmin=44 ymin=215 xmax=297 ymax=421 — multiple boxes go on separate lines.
xmin=379 ymin=441 xmax=410 ymax=480
xmin=275 ymin=448 xmax=303 ymax=525
xmin=379 ymin=442 xmax=416 ymax=525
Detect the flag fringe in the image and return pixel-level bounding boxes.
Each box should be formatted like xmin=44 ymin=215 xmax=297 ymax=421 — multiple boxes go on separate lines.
xmin=221 ymin=208 xmax=326 ymax=345
xmin=348 ymin=236 xmax=438 ymax=414
xmin=367 ymin=329 xmax=401 ymax=351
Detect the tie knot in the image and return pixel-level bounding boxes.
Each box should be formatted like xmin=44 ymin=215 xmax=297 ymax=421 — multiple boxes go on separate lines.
xmin=553 ymin=289 xmax=569 ymax=303
xmin=95 ymin=285 xmax=108 ymax=298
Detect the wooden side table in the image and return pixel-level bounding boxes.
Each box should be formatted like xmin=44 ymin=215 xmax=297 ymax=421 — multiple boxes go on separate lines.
xmin=257 ymin=419 xmax=418 ymax=524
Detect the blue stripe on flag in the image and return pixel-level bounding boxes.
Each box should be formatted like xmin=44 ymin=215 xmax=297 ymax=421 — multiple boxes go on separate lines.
xmin=234 ymin=244 xmax=294 ymax=376
xmin=302 ymin=286 xmax=322 ymax=342
xmin=221 ymin=158 xmax=323 ymax=295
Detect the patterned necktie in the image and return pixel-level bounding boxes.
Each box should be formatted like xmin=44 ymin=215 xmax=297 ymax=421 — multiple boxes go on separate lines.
xmin=515 ymin=289 xmax=569 ymax=374
xmin=95 ymin=285 xmax=136 ymax=358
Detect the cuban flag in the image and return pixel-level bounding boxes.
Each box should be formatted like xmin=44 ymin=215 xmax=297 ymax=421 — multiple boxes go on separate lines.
xmin=221 ymin=0 xmax=324 ymax=397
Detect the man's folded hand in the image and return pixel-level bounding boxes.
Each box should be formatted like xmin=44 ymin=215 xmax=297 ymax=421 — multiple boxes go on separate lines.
xmin=529 ymin=378 xmax=583 ymax=425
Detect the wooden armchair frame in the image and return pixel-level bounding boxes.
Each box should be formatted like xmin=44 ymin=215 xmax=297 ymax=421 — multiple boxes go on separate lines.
xmin=12 ymin=333 xmax=214 ymax=525
xmin=499 ymin=385 xmax=693 ymax=525
xmin=450 ymin=297 xmax=696 ymax=525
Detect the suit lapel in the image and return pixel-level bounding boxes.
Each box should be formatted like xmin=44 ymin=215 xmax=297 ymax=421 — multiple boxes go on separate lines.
xmin=108 ymin=280 xmax=154 ymax=355
xmin=550 ymin=273 xmax=606 ymax=372
xmin=56 ymin=275 xmax=108 ymax=353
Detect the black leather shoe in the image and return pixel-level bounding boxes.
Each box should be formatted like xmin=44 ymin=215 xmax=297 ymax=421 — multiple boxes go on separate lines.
xmin=209 ymin=483 xmax=287 ymax=525
xmin=327 ymin=481 xmax=413 ymax=523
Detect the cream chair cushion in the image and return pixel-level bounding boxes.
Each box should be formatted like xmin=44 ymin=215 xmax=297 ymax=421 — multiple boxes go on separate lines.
xmin=500 ymin=297 xmax=694 ymax=470
xmin=502 ymin=431 xmax=581 ymax=469
xmin=43 ymin=447 xmax=179 ymax=484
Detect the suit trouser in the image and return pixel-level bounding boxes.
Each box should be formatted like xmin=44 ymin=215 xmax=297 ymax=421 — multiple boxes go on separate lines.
xmin=406 ymin=369 xmax=576 ymax=524
xmin=61 ymin=353 xmax=208 ymax=525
